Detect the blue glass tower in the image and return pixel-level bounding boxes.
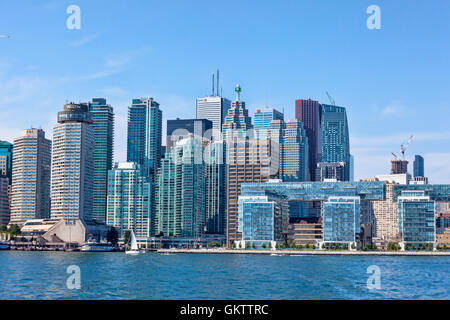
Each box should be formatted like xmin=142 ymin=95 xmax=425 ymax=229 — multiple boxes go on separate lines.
xmin=127 ymin=98 xmax=162 ymax=178
xmin=254 ymin=108 xmax=284 ymax=139
xmin=321 ymin=104 xmax=350 ymax=180
xmin=413 ymin=155 xmax=424 ymax=178
xmin=88 ymin=98 xmax=114 ymax=222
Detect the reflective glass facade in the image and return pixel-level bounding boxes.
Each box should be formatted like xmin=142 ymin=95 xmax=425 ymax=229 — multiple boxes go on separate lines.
xmin=323 ymin=197 xmax=360 ymax=242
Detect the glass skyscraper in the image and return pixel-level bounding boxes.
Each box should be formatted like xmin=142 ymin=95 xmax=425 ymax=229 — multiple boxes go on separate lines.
xmin=254 ymin=108 xmax=284 ymax=139
xmin=321 ymin=104 xmax=351 ymax=181
xmin=10 ymin=129 xmax=51 ymax=222
xmin=0 ymin=141 xmax=13 ymax=224
xmin=106 ymin=162 xmax=152 ymax=238
xmin=413 ymin=155 xmax=424 ymax=178
xmin=88 ymin=98 xmax=114 ymax=222
xmin=127 ymin=98 xmax=162 ymax=178
xmin=166 ymin=118 xmax=212 ymax=151
xmin=196 ymin=96 xmax=231 ymax=136
xmin=155 ymin=136 xmax=206 ymax=238
xmin=51 ymin=103 xmax=94 ymax=222
xmin=0 ymin=141 xmax=13 ymax=182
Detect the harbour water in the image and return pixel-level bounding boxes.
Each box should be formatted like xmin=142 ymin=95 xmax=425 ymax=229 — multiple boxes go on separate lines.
xmin=0 ymin=251 xmax=448 ymax=300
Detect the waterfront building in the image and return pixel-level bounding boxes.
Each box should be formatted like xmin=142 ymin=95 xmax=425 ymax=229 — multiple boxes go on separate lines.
xmin=295 ymin=99 xmax=322 ymax=181
xmin=322 ymin=197 xmax=360 ymax=246
xmin=376 ymin=173 xmax=411 ymax=185
xmin=88 ymin=98 xmax=114 ymax=223
xmin=196 ymin=96 xmax=231 ymax=136
xmin=222 ymin=85 xmax=253 ymax=141
xmin=51 ymin=103 xmax=94 ymax=222
xmin=106 ymin=162 xmax=152 ymax=238
xmin=155 ymin=136 xmax=206 ymax=238
xmin=254 ymin=108 xmax=284 ymax=139
xmin=0 ymin=177 xmax=9 ymax=225
xmin=166 ymin=118 xmax=212 ymax=151
xmin=410 ymin=176 xmax=429 ymax=185
xmin=321 ymin=104 xmax=351 ymax=181
xmin=0 ymin=141 xmax=13 ymax=182
xmin=205 ymin=140 xmax=227 ymax=235
xmin=127 ymin=98 xmax=162 ymax=178
xmin=315 ymin=162 xmax=346 ymax=182
xmin=10 ymin=129 xmax=51 ymax=223
xmin=398 ymin=190 xmax=435 ymax=246
xmin=287 ymin=217 xmax=323 ymax=246
xmin=371 ymin=183 xmax=399 ymax=245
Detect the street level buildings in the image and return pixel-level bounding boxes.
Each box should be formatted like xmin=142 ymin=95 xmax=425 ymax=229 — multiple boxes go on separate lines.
xmin=10 ymin=129 xmax=51 ymax=223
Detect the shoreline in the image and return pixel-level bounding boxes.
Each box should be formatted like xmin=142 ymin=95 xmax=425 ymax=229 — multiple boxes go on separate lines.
xmin=157 ymin=248 xmax=450 ymax=256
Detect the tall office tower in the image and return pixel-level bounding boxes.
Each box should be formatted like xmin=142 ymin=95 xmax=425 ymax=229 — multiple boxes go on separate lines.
xmin=205 ymin=140 xmax=227 ymax=234
xmin=196 ymin=97 xmax=231 ymax=137
xmin=413 ymin=155 xmax=424 ymax=177
xmin=0 ymin=141 xmax=13 ymax=224
xmin=295 ymin=99 xmax=322 ymax=181
xmin=349 ymin=154 xmax=354 ymax=182
xmin=280 ymin=120 xmax=309 ymax=182
xmin=88 ymin=98 xmax=114 ymax=222
xmin=10 ymin=129 xmax=51 ymax=223
xmin=155 ymin=136 xmax=206 ymax=238
xmin=226 ymin=139 xmax=276 ymax=246
xmin=51 ymin=103 xmax=94 ymax=222
xmin=106 ymin=162 xmax=152 ymax=238
xmin=391 ymin=160 xmax=408 ymax=174
xmin=0 ymin=141 xmax=13 ymax=182
xmin=321 ymin=104 xmax=351 ymax=181
xmin=166 ymin=118 xmax=212 ymax=151
xmin=222 ymin=85 xmax=253 ymax=141
xmin=254 ymin=108 xmax=284 ymax=139
xmin=127 ymin=98 xmax=163 ymax=178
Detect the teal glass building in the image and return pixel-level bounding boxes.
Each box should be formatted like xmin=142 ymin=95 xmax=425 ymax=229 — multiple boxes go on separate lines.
xmin=127 ymin=98 xmax=162 ymax=178
xmin=254 ymin=108 xmax=283 ymax=139
xmin=106 ymin=162 xmax=152 ymax=238
xmin=321 ymin=104 xmax=350 ymax=180
xmin=0 ymin=141 xmax=13 ymax=181
xmin=88 ymin=98 xmax=114 ymax=222
xmin=322 ymin=197 xmax=360 ymax=243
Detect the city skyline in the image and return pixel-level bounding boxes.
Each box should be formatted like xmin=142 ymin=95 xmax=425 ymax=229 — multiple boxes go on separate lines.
xmin=0 ymin=0 xmax=449 ymax=183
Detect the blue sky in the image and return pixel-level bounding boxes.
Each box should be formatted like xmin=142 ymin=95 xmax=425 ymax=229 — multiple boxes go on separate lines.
xmin=0 ymin=0 xmax=449 ymax=182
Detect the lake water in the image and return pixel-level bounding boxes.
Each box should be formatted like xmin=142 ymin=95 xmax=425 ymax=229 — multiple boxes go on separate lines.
xmin=0 ymin=251 xmax=448 ymax=300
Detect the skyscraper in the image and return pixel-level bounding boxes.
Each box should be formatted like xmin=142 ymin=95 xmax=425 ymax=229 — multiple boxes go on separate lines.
xmin=222 ymin=85 xmax=253 ymax=141
xmin=254 ymin=108 xmax=284 ymax=139
xmin=279 ymin=119 xmax=309 ymax=182
xmin=166 ymin=118 xmax=212 ymax=151
xmin=321 ymin=104 xmax=351 ymax=180
xmin=295 ymin=99 xmax=322 ymax=181
xmin=88 ymin=98 xmax=114 ymax=222
xmin=155 ymin=136 xmax=206 ymax=238
xmin=10 ymin=129 xmax=51 ymax=222
xmin=0 ymin=141 xmax=13 ymax=224
xmin=413 ymin=155 xmax=424 ymax=178
xmin=127 ymin=98 xmax=162 ymax=178
xmin=196 ymin=96 xmax=231 ymax=137
xmin=51 ymin=103 xmax=94 ymax=222
xmin=106 ymin=162 xmax=152 ymax=238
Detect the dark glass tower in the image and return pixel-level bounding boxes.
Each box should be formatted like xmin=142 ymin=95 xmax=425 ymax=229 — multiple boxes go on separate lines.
xmin=295 ymin=99 xmax=322 ymax=181
xmin=413 ymin=155 xmax=424 ymax=177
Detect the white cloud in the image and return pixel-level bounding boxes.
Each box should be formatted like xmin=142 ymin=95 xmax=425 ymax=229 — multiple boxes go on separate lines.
xmin=69 ymin=34 xmax=100 ymax=47
xmin=381 ymin=100 xmax=405 ymax=117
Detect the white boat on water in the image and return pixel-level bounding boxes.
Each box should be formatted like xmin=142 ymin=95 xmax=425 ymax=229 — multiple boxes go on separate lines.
xmin=125 ymin=230 xmax=142 ymax=255
xmin=81 ymin=241 xmax=114 ymax=252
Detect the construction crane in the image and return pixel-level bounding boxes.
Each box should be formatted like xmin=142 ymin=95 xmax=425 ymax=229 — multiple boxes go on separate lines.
xmin=325 ymin=91 xmax=336 ymax=106
xmin=400 ymin=135 xmax=414 ymax=160
xmin=391 ymin=152 xmax=398 ymax=160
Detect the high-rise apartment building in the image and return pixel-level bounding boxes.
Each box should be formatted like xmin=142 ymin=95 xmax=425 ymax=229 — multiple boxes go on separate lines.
xmin=106 ymin=162 xmax=152 ymax=238
xmin=254 ymin=108 xmax=284 ymax=139
xmin=322 ymin=197 xmax=360 ymax=245
xmin=413 ymin=155 xmax=424 ymax=178
xmin=166 ymin=118 xmax=212 ymax=151
xmin=295 ymin=99 xmax=322 ymax=181
xmin=0 ymin=141 xmax=13 ymax=182
xmin=88 ymin=98 xmax=114 ymax=222
xmin=127 ymin=98 xmax=162 ymax=178
xmin=321 ymin=104 xmax=351 ymax=180
xmin=10 ymin=129 xmax=51 ymax=222
xmin=51 ymin=103 xmax=94 ymax=222
xmin=155 ymin=136 xmax=206 ymax=238
xmin=0 ymin=141 xmax=13 ymax=225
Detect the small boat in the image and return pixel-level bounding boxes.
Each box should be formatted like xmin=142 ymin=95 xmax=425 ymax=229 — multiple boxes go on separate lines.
xmin=125 ymin=230 xmax=141 ymax=255
xmin=81 ymin=241 xmax=114 ymax=252
xmin=0 ymin=240 xmax=10 ymax=250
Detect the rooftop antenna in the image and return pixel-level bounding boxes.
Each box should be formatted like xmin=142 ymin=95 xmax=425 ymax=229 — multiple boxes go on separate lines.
xmin=235 ymin=84 xmax=242 ymax=102
xmin=212 ymin=72 xmax=215 ymax=96
xmin=217 ymin=69 xmax=220 ymax=96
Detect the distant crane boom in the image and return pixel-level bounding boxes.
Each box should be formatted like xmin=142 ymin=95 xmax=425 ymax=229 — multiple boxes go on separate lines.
xmin=400 ymin=135 xmax=414 ymax=160
xmin=325 ymin=91 xmax=336 ymax=106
